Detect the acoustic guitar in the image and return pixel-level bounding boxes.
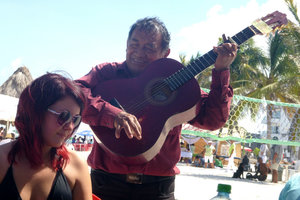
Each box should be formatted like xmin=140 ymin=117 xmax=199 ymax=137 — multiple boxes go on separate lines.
xmin=91 ymin=11 xmax=288 ymax=164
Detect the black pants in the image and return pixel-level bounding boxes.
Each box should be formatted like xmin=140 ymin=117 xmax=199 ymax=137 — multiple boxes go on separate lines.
xmin=91 ymin=169 xmax=175 ymax=200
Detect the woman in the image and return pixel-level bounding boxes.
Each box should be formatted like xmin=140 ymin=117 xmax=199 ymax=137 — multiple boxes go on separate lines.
xmin=0 ymin=73 xmax=92 ymax=200
xmin=270 ymin=152 xmax=280 ymax=183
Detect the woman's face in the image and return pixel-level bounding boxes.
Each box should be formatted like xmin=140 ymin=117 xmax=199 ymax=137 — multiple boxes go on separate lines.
xmin=42 ymin=96 xmax=80 ymax=149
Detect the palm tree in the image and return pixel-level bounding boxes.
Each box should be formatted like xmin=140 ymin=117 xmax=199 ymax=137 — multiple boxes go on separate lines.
xmin=247 ymin=31 xmax=299 ymax=102
xmin=284 ymin=0 xmax=300 ymax=144
xmin=227 ymin=1 xmax=300 ymax=140
xmin=180 ymin=7 xmax=300 ymax=139
xmin=285 ymin=0 xmax=300 ymax=25
xmin=230 ymin=39 xmax=269 ymax=96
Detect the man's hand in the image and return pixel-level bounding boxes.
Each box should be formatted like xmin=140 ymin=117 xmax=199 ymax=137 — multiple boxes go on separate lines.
xmin=213 ymin=34 xmax=238 ymax=70
xmin=114 ymin=111 xmax=142 ymax=140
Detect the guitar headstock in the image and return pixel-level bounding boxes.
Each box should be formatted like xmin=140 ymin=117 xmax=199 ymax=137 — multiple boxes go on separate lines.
xmin=252 ymin=11 xmax=288 ymax=35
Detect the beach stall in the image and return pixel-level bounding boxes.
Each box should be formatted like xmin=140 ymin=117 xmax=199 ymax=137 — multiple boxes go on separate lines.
xmin=216 ymin=141 xmax=242 ymax=166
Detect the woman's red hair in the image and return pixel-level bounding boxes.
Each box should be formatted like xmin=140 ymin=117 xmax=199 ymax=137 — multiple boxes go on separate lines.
xmin=8 ymin=73 xmax=85 ymax=170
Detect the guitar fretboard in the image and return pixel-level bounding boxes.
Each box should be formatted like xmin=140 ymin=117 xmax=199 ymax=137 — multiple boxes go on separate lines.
xmin=165 ymin=26 xmax=258 ymax=91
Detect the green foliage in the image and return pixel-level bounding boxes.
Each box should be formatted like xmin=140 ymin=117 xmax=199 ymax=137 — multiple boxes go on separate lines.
xmin=180 ymin=1 xmax=300 ymax=141
xmin=253 ymin=147 xmax=260 ymax=157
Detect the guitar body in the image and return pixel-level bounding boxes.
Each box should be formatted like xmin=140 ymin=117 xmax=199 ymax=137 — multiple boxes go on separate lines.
xmin=91 ymin=58 xmax=200 ymax=164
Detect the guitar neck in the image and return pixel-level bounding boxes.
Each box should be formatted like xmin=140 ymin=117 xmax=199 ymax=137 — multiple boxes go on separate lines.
xmin=165 ymin=25 xmax=260 ymax=91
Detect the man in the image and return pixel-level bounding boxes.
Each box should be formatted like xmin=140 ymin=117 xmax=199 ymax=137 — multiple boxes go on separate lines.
xmin=204 ymin=141 xmax=215 ymax=168
xmin=227 ymin=140 xmax=236 ymax=170
xmin=76 ymin=17 xmax=238 ymax=200
xmin=195 ymin=153 xmax=205 ymax=167
xmin=259 ymin=143 xmax=269 ymax=164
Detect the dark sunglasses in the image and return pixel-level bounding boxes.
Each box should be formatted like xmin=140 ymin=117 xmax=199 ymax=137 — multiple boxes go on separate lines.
xmin=47 ymin=108 xmax=81 ymax=127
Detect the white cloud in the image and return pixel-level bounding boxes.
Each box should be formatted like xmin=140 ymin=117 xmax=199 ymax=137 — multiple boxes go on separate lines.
xmin=206 ymin=4 xmax=223 ymax=19
xmin=169 ymin=0 xmax=295 ymax=60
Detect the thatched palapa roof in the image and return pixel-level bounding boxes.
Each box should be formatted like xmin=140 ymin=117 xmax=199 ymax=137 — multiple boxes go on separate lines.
xmin=0 ymin=66 xmax=33 ymax=98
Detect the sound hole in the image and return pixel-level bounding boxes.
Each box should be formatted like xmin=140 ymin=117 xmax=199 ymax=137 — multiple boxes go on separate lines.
xmin=145 ymin=79 xmax=175 ymax=106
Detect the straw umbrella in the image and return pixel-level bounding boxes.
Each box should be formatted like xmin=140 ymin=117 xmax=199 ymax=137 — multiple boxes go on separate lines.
xmin=0 ymin=66 xmax=33 ymax=98
xmin=0 ymin=66 xmax=33 ymax=137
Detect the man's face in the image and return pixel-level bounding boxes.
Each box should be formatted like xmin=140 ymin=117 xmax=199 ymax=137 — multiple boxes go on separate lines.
xmin=126 ymin=29 xmax=169 ymax=76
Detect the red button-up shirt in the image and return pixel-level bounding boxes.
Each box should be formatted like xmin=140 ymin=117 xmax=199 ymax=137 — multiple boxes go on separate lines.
xmin=76 ymin=61 xmax=233 ymax=176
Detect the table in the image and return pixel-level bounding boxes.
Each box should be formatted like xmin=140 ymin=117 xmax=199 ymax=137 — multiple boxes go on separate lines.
xmin=73 ymin=143 xmax=93 ymax=151
xmin=181 ymin=151 xmax=193 ymax=159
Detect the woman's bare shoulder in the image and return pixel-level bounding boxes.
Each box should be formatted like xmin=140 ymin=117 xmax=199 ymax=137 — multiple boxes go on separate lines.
xmin=63 ymin=149 xmax=90 ymax=188
xmin=67 ymin=149 xmax=89 ymax=171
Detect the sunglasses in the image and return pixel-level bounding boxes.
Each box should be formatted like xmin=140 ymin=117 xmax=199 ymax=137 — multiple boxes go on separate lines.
xmin=47 ymin=108 xmax=81 ymax=127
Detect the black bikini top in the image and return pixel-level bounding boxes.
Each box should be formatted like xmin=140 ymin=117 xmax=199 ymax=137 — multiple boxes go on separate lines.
xmin=0 ymin=164 xmax=72 ymax=200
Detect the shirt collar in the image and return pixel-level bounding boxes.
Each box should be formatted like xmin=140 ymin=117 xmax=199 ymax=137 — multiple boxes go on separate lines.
xmin=116 ymin=61 xmax=136 ymax=78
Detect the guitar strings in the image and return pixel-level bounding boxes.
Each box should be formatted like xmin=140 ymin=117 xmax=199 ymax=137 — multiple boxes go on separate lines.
xmin=122 ymin=80 xmax=170 ymax=115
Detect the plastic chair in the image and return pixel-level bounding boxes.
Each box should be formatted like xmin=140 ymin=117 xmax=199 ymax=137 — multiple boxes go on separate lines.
xmin=92 ymin=194 xmax=101 ymax=200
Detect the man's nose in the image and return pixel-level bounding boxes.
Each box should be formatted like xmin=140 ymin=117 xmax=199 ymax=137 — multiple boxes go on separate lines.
xmin=134 ymin=47 xmax=147 ymax=57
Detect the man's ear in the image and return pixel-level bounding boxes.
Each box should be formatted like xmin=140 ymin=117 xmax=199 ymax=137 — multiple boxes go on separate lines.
xmin=164 ymin=49 xmax=170 ymax=58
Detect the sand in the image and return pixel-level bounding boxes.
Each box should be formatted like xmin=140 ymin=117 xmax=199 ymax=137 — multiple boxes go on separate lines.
xmin=76 ymin=151 xmax=287 ymax=200
xmin=175 ymin=163 xmax=286 ymax=200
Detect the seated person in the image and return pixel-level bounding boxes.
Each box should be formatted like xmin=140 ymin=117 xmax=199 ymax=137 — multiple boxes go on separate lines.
xmin=195 ymin=154 xmax=205 ymax=167
xmin=0 ymin=73 xmax=92 ymax=199
xmin=214 ymin=156 xmax=223 ymax=168
xmin=253 ymin=157 xmax=268 ymax=181
xmin=233 ymin=162 xmax=244 ymax=179
xmin=242 ymin=154 xmax=250 ymax=171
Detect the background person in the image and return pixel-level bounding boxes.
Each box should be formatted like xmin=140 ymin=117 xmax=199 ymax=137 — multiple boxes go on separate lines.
xmin=259 ymin=143 xmax=269 ymax=164
xmin=195 ymin=151 xmax=205 ymax=167
xmin=204 ymin=141 xmax=215 ymax=168
xmin=227 ymin=140 xmax=236 ymax=171
xmin=0 ymin=127 xmax=4 ymax=137
xmin=253 ymin=157 xmax=268 ymax=181
xmin=214 ymin=155 xmax=223 ymax=168
xmin=76 ymin=17 xmax=237 ymax=200
xmin=0 ymin=73 xmax=92 ymax=200
xmin=269 ymin=151 xmax=281 ymax=183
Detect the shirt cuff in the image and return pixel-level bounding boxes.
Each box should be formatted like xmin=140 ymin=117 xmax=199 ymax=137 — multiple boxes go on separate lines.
xmin=83 ymin=100 xmax=122 ymax=129
xmin=211 ymin=68 xmax=230 ymax=89
xmin=99 ymin=103 xmax=122 ymax=128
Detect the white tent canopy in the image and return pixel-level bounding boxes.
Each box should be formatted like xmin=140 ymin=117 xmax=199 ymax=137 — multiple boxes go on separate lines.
xmin=0 ymin=94 xmax=19 ymax=122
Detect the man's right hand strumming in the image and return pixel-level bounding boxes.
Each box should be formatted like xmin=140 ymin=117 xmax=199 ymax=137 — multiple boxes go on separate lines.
xmin=114 ymin=111 xmax=142 ymax=140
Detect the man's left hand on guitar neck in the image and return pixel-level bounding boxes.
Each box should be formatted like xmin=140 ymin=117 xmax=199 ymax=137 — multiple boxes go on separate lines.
xmin=213 ymin=34 xmax=238 ymax=71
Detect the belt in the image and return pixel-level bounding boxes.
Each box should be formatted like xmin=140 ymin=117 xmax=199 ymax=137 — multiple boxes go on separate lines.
xmin=92 ymin=169 xmax=174 ymax=184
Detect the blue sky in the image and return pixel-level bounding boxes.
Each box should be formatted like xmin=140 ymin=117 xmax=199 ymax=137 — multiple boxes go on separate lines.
xmin=0 ymin=0 xmax=296 ymax=85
